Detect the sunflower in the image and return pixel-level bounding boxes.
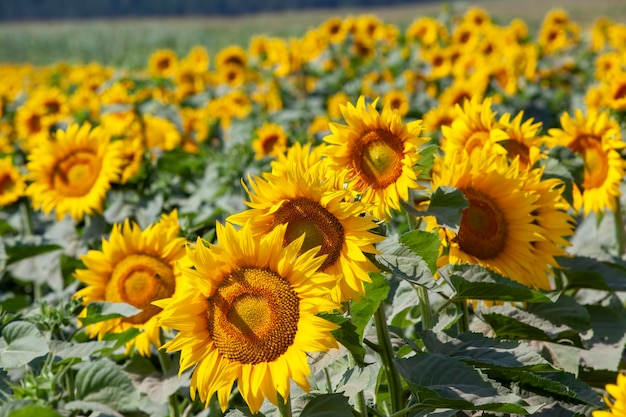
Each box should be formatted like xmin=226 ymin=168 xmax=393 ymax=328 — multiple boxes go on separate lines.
xmin=25 ymin=123 xmax=123 ymax=222
xmin=320 ymin=16 xmax=348 ymax=44
xmin=382 ymin=90 xmax=410 ymax=117
xmin=497 ymin=111 xmax=544 ymax=169
xmin=594 ymin=373 xmax=626 ymax=417
xmin=423 ymin=105 xmax=456 ymax=136
xmin=0 ymin=156 xmax=26 ymax=207
xmin=546 ymin=109 xmax=624 ymax=216
xmin=74 ymin=211 xmax=187 ymax=356
xmin=156 ymin=222 xmax=340 ymax=413
xmin=142 ymin=115 xmax=182 ymax=151
xmin=440 ymin=97 xmax=509 ymax=159
xmin=601 ymin=71 xmax=626 ymax=111
xmin=228 ymin=155 xmax=382 ymax=302
xmin=14 ymin=103 xmax=50 ymax=151
xmin=270 ymin=142 xmax=327 ymax=178
xmin=251 ymin=122 xmax=288 ymax=160
xmin=431 ymin=150 xmax=572 ymax=290
xmin=323 ymin=96 xmax=427 ymax=220
xmin=216 ymin=45 xmax=248 ymax=70
xmin=148 ymin=49 xmax=179 ymax=78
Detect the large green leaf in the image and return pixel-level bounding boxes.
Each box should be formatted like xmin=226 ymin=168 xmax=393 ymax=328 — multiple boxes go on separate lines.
xmin=74 ymin=358 xmax=140 ymax=412
xmin=399 ymin=230 xmax=441 ymax=274
xmin=420 ymin=331 xmax=557 ymax=372
xmin=0 ymin=321 xmax=49 ymax=369
xmin=3 ymin=242 xmax=62 ymax=267
xmin=580 ymin=305 xmax=626 ymax=372
xmin=349 ymin=272 xmax=389 ymax=341
xmin=404 ymin=186 xmax=468 ymax=233
xmin=557 ymin=255 xmax=626 ymax=291
xmin=299 ymin=393 xmax=354 ymax=417
xmin=479 ymin=305 xmax=584 ymax=347
xmin=526 ymin=294 xmax=591 ymax=333
xmin=396 ymin=353 xmax=531 ymax=413
xmin=442 ymin=265 xmax=551 ymax=303
xmin=79 ymin=301 xmax=141 ymax=325
xmin=374 ymin=235 xmax=437 ymax=289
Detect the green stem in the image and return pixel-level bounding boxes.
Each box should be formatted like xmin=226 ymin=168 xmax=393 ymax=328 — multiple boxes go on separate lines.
xmin=374 ymin=305 xmax=404 ymax=416
xmin=157 ymin=332 xmax=179 ymax=417
xmin=416 ymin=285 xmax=432 ymax=330
xmin=456 ymin=300 xmax=470 ymax=333
xmin=277 ymin=392 xmax=292 ymax=417
xmin=20 ymin=198 xmax=33 ymax=236
xmin=347 ymin=302 xmax=368 ymax=417
xmin=615 ymin=198 xmax=625 ymax=257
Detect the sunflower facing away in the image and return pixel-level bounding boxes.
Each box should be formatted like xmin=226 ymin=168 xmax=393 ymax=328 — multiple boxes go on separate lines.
xmin=227 ymin=154 xmax=383 ymax=302
xmin=594 ymin=373 xmax=626 ymax=416
xmin=156 ymin=222 xmax=340 ymax=413
xmin=431 ymin=150 xmax=574 ymax=290
xmin=26 ymin=123 xmax=124 ymax=221
xmin=323 ymin=96 xmax=428 ymax=220
xmin=73 ymin=211 xmax=187 ymax=356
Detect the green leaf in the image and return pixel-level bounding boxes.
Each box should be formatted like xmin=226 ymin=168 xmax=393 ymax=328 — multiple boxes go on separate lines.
xmin=318 ymin=313 xmax=366 ymax=367
xmin=580 ymin=305 xmax=626 ymax=371
xmin=399 ymin=230 xmax=441 ymax=274
xmin=75 ymin=358 xmax=140 ymax=412
xmin=443 ymin=264 xmax=552 ymax=303
xmin=79 ymin=301 xmax=141 ymax=325
xmin=526 ymin=294 xmax=591 ymax=333
xmin=0 ymin=321 xmax=49 ymax=368
xmin=557 ymin=256 xmax=626 ymax=291
xmin=8 ymin=405 xmax=62 ymax=417
xmin=4 ymin=242 xmax=62 ymax=267
xmin=411 ymin=186 xmax=468 ymax=233
xmin=349 ymin=272 xmax=389 ymax=341
xmin=420 ymin=331 xmax=557 ymax=372
xmin=479 ymin=305 xmax=584 ymax=347
xmin=396 ymin=353 xmax=530 ymax=413
xmin=299 ymin=393 xmax=354 ymax=417
xmin=374 ymin=235 xmax=437 ymax=289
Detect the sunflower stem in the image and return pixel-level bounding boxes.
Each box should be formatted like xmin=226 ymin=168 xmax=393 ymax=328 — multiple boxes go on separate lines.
xmin=456 ymin=300 xmax=470 ymax=333
xmin=347 ymin=301 xmax=368 ymax=417
xmin=19 ymin=198 xmax=33 ymax=236
xmin=615 ymin=198 xmax=625 ymax=257
xmin=374 ymin=304 xmax=404 ymax=416
xmin=277 ymin=392 xmax=293 ymax=417
xmin=416 ymin=285 xmax=432 ymax=330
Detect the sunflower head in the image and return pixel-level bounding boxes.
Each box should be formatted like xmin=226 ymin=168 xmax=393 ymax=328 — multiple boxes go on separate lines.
xmin=0 ymin=156 xmax=26 ymax=207
xmin=252 ymin=122 xmax=288 ymax=160
xmin=323 ymin=96 xmax=428 ymax=219
xmin=25 ymin=123 xmax=123 ymax=221
xmin=157 ymin=222 xmax=340 ymax=413
xmin=74 ymin=210 xmax=187 ymax=355
xmin=148 ymin=49 xmax=179 ymax=78
xmin=593 ymin=373 xmax=626 ymax=417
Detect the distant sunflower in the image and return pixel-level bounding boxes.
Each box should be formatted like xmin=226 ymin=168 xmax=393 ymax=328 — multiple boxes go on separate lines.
xmin=228 ymin=156 xmax=382 ymax=302
xmin=497 ymin=111 xmax=544 ymax=169
xmin=26 ymin=123 xmax=123 ymax=221
xmin=546 ymin=109 xmax=624 ymax=216
xmin=382 ymin=90 xmax=410 ymax=117
xmin=323 ymin=96 xmax=427 ymax=219
xmin=441 ymin=97 xmax=509 ymax=159
xmin=252 ymin=122 xmax=288 ymax=160
xmin=74 ymin=211 xmax=187 ymax=356
xmin=0 ymin=156 xmax=26 ymax=207
xmin=148 ymin=49 xmax=179 ymax=78
xmin=216 ymin=45 xmax=248 ymax=70
xmin=594 ymin=373 xmax=626 ymax=417
xmin=423 ymin=105 xmax=456 ymax=135
xmin=432 ymin=151 xmax=569 ymax=290
xmin=156 ymin=222 xmax=340 ymax=413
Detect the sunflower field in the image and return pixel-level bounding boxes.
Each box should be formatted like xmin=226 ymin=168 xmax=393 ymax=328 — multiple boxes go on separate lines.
xmin=2 ymin=5 xmax=626 ymax=417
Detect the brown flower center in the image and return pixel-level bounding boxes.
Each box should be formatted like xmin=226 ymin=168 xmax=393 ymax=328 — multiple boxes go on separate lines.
xmin=52 ymin=150 xmax=102 ymax=197
xmin=105 ymin=254 xmax=176 ymax=324
xmin=207 ymin=267 xmax=299 ymax=364
xmin=454 ymin=188 xmax=507 ymax=259
xmin=272 ymin=197 xmax=344 ymax=270
xmin=353 ymin=129 xmax=405 ymax=189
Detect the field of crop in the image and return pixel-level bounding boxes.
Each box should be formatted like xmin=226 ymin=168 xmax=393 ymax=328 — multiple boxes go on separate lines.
xmin=2 ymin=1 xmax=626 ymax=417
xmin=1 ymin=0 xmax=625 ymax=67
